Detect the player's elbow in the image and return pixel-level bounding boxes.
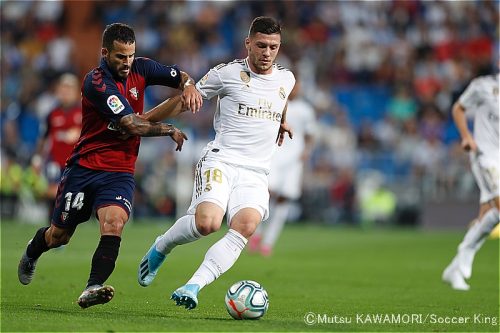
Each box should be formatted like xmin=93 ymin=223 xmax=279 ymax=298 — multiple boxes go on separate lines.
xmin=451 ymin=102 xmax=464 ymax=117
xmin=119 ymin=115 xmax=145 ymax=136
xmin=121 ymin=123 xmax=142 ymax=136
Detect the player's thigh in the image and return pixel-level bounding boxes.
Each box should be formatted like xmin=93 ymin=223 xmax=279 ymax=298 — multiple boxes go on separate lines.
xmin=94 ymin=171 xmax=135 ymax=234
xmin=187 ymin=159 xmax=233 ymax=221
xmin=51 ymin=165 xmax=95 ymax=229
xmin=471 ymin=157 xmax=499 ymax=204
xmin=227 ymin=168 xmax=269 ymax=226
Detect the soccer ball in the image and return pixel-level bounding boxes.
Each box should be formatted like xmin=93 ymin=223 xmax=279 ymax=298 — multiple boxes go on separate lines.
xmin=224 ymin=280 xmax=269 ymax=320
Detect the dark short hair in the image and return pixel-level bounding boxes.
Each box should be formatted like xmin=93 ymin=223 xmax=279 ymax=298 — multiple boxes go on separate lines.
xmin=249 ymin=16 xmax=281 ymax=36
xmin=102 ymin=23 xmax=135 ymax=50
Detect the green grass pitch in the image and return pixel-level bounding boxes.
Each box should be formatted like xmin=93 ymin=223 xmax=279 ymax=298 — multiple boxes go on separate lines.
xmin=1 ymin=220 xmax=498 ymax=332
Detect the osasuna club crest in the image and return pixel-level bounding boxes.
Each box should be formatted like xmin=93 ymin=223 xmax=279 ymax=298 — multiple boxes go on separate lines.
xmin=129 ymin=87 xmax=138 ymax=100
xmin=61 ymin=212 xmax=68 ymax=222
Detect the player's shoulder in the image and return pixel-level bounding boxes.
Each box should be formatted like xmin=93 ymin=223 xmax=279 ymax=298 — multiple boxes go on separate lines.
xmin=272 ymin=63 xmax=295 ymax=89
xmin=131 ymin=56 xmax=157 ymax=69
xmin=274 ymin=62 xmax=293 ymax=74
xmin=212 ymin=59 xmax=247 ymax=72
xmin=274 ymin=63 xmax=295 ymax=80
xmin=470 ymin=74 xmax=497 ymax=87
xmin=83 ymin=67 xmax=109 ymax=94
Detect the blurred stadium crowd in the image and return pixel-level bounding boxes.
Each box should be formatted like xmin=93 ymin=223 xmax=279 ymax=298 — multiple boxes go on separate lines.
xmin=1 ymin=0 xmax=498 ymax=225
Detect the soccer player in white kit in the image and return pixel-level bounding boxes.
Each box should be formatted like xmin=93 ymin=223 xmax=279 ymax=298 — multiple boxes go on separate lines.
xmin=249 ymin=79 xmax=316 ymax=256
xmin=137 ymin=17 xmax=295 ymax=309
xmin=442 ymin=73 xmax=499 ymax=291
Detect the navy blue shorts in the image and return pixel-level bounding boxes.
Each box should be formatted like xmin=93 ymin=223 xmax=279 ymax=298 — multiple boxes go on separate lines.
xmin=51 ymin=164 xmax=135 ymax=229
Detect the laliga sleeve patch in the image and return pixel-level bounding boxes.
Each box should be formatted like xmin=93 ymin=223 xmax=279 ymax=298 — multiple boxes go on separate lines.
xmin=107 ymin=95 xmax=125 ymax=114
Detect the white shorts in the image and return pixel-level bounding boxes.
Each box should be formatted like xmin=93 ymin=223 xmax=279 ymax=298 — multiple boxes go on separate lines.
xmin=187 ymin=157 xmax=270 ymax=224
xmin=470 ymin=152 xmax=500 ymax=204
xmin=269 ymin=160 xmax=303 ymax=200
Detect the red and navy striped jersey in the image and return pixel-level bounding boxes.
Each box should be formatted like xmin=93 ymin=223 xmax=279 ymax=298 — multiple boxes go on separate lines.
xmin=67 ymin=57 xmax=181 ymax=173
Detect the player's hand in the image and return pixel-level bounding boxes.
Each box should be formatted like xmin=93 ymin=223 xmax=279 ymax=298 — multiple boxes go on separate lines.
xmin=461 ymin=136 xmax=477 ymax=152
xmin=181 ymin=85 xmax=203 ymax=114
xmin=276 ymin=122 xmax=293 ymax=146
xmin=169 ymin=126 xmax=188 ymax=151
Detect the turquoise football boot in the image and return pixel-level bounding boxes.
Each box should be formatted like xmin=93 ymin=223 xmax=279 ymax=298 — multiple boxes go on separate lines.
xmin=138 ymin=236 xmax=166 ymax=287
xmin=171 ymin=284 xmax=200 ymax=310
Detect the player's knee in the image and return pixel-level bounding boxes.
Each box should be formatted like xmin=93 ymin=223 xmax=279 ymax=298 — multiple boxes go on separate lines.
xmin=232 ymin=222 xmax=257 ymax=239
xmin=102 ymin=215 xmax=127 ymax=235
xmin=493 ymin=197 xmax=500 ymax=210
xmin=98 ymin=206 xmax=129 ymax=236
xmin=195 ymin=215 xmax=221 ymax=236
xmin=197 ymin=221 xmax=221 ymax=236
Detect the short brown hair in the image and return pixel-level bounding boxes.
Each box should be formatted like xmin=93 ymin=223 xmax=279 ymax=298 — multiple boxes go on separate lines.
xmin=102 ymin=23 xmax=135 ymax=50
xmin=248 ymin=16 xmax=281 ymax=37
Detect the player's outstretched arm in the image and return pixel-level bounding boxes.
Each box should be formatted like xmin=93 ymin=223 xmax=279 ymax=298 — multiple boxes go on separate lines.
xmin=451 ymin=102 xmax=477 ymax=152
xmin=142 ymin=95 xmax=186 ymax=122
xmin=179 ymin=71 xmax=202 ymax=113
xmin=119 ymin=114 xmax=188 ymax=151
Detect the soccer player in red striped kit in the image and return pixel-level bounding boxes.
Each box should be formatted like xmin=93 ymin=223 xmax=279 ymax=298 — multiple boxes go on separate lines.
xmin=18 ymin=23 xmax=202 ymax=308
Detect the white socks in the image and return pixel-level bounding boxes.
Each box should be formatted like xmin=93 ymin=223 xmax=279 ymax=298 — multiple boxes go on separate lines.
xmin=186 ymin=229 xmax=247 ymax=289
xmin=262 ymin=202 xmax=290 ymax=248
xmin=459 ymin=207 xmax=499 ymax=252
xmin=456 ymin=207 xmax=499 ymax=279
xmin=156 ymin=215 xmax=202 ymax=255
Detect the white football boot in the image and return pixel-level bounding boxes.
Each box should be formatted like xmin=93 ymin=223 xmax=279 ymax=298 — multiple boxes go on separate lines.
xmin=442 ymin=258 xmax=470 ymax=291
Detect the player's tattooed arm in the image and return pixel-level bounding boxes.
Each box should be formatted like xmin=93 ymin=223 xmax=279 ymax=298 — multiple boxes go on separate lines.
xmin=276 ymin=102 xmax=293 ymax=146
xmin=179 ymin=71 xmax=203 ymax=113
xmin=119 ymin=114 xmax=188 ymax=151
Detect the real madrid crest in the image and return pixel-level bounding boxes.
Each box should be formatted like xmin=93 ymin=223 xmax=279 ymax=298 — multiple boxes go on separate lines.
xmin=279 ymin=87 xmax=286 ymax=100
xmin=200 ymin=73 xmax=209 ymax=86
xmin=240 ymin=71 xmax=251 ymax=86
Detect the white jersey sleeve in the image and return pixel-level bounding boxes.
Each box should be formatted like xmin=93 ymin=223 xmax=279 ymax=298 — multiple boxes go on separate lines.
xmin=196 ymin=67 xmax=224 ymax=100
xmin=458 ymin=74 xmax=499 ymax=161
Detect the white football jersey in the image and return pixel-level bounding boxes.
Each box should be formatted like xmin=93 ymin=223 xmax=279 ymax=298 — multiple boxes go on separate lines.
xmin=195 ymin=58 xmax=296 ymax=172
xmin=458 ymin=74 xmax=499 ymax=161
